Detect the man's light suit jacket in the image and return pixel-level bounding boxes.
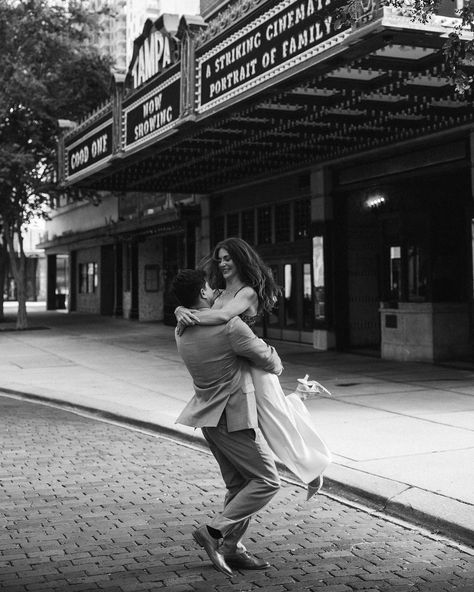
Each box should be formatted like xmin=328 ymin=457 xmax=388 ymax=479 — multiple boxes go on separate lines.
xmin=175 ymin=316 xmax=283 ymax=432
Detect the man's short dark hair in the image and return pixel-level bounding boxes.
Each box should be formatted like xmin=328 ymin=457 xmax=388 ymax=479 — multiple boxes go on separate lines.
xmin=171 ymin=269 xmax=207 ymax=308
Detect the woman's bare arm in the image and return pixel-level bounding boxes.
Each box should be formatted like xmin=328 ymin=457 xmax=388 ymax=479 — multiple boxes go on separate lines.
xmin=175 ymin=287 xmax=257 ymax=326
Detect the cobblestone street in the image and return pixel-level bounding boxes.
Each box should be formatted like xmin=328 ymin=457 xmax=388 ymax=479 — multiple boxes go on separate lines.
xmin=0 ymin=395 xmax=472 ymax=592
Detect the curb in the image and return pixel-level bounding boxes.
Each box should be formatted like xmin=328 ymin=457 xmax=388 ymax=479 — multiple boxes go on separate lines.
xmin=321 ymin=468 xmax=474 ymax=549
xmin=1 ymin=386 xmax=473 ymax=550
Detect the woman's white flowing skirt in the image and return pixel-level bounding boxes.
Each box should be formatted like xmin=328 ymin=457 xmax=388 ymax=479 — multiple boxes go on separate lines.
xmin=250 ymin=366 xmax=332 ymax=484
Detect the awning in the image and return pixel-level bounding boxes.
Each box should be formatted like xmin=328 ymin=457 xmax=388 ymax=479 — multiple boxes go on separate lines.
xmin=58 ymin=0 xmax=473 ymax=195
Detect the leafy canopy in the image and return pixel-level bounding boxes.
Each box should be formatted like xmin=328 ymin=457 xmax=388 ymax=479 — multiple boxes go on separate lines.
xmin=339 ymin=0 xmax=474 ymax=94
xmin=0 ymin=0 xmax=113 ymax=228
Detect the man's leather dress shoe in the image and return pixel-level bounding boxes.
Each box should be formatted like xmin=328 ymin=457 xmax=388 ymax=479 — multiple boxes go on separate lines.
xmin=224 ymin=550 xmax=270 ymax=570
xmin=193 ymin=526 xmax=233 ymax=576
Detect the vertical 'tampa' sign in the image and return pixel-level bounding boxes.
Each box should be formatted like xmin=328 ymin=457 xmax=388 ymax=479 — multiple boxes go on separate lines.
xmin=128 ymin=19 xmax=179 ymax=90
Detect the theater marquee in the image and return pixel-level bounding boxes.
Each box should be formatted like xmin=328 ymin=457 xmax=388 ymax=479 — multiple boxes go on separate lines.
xmin=65 ymin=119 xmax=113 ymax=180
xmin=123 ymin=72 xmax=181 ymax=152
xmin=197 ymin=0 xmax=349 ymax=113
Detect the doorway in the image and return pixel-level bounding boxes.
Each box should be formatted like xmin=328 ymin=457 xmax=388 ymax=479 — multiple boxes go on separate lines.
xmin=264 ymin=259 xmax=313 ymax=343
xmin=338 ymin=192 xmax=381 ymax=352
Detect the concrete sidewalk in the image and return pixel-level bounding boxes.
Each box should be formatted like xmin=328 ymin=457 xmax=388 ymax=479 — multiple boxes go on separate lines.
xmin=1 ymin=302 xmax=473 ymax=547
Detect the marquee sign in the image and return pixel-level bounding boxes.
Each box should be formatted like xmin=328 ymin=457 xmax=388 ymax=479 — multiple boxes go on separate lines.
xmin=197 ymin=0 xmax=349 ymax=113
xmin=127 ymin=16 xmax=180 ymax=91
xmin=65 ymin=119 xmax=113 ymax=179
xmin=123 ymin=71 xmax=181 ymax=152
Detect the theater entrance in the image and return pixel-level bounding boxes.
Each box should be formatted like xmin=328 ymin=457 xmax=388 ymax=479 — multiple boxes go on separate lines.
xmin=263 ymin=256 xmax=314 ymax=344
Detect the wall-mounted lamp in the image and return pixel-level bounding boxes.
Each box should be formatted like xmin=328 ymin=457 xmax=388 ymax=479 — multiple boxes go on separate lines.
xmin=365 ymin=192 xmax=386 ymax=210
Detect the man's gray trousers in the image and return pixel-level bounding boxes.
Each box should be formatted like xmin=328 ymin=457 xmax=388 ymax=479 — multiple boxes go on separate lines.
xmin=202 ymin=414 xmax=280 ymax=553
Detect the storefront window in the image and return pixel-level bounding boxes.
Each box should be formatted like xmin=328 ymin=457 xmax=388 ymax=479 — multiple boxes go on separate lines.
xmin=241 ymin=210 xmax=255 ymax=244
xmin=79 ymin=262 xmax=97 ymax=294
xmin=294 ymin=199 xmax=310 ymax=239
xmin=124 ymin=243 xmax=131 ymax=292
xmin=226 ymin=212 xmax=239 ymax=237
xmin=384 ymin=244 xmax=427 ymax=303
xmin=389 ymin=246 xmax=401 ymax=302
xmin=89 ymin=263 xmax=98 ymax=292
xmin=408 ymin=245 xmax=427 ymax=302
xmin=275 ymin=203 xmax=291 ymax=242
xmin=56 ymin=255 xmax=69 ymax=297
xmin=257 ymin=206 xmax=272 ymax=244
xmin=79 ymin=264 xmax=86 ymax=293
xmin=213 ymin=215 xmax=225 ymax=244
xmin=303 ymin=262 xmax=313 ymax=330
xmin=218 ymin=199 xmax=311 ymax=245
xmin=312 ymin=236 xmax=325 ymax=322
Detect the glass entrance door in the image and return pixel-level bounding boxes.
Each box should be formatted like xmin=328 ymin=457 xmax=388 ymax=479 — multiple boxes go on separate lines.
xmin=264 ymin=260 xmax=313 ymax=343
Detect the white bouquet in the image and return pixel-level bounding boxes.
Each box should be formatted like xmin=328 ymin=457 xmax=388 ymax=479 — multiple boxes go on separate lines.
xmin=294 ymin=374 xmax=332 ymax=400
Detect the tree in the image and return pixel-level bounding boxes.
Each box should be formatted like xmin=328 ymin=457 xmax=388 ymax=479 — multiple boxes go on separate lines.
xmin=339 ymin=0 xmax=474 ymax=94
xmin=0 ymin=0 xmax=112 ymax=329
xmin=443 ymin=1 xmax=474 ymax=94
xmin=0 ymin=236 xmax=7 ymax=321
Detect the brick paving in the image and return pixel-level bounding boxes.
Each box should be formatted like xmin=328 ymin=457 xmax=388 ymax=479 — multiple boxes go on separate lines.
xmin=0 ymin=395 xmax=473 ymax=592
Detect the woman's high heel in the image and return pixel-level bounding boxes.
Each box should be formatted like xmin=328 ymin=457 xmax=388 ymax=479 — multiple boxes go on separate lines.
xmin=306 ymin=475 xmax=323 ymax=501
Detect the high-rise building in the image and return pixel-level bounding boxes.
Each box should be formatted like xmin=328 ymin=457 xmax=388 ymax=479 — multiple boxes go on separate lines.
xmin=127 ymin=1 xmax=200 ymax=66
xmin=125 ymin=0 xmax=161 ymax=67
xmin=88 ymin=0 xmax=200 ymax=72
xmin=88 ymin=0 xmax=128 ymax=70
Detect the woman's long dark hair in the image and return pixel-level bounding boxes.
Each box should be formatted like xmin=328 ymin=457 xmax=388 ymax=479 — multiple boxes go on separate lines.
xmin=201 ymin=237 xmax=280 ymax=313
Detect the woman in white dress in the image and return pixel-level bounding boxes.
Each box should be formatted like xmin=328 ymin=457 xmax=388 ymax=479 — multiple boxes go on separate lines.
xmin=175 ymin=237 xmax=332 ymax=500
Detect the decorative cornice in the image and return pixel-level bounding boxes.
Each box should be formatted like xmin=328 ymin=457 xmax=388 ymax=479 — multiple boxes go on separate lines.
xmin=195 ymin=0 xmax=268 ymax=49
xmin=64 ymin=101 xmax=113 ymax=142
xmin=382 ymin=5 xmax=468 ymax=33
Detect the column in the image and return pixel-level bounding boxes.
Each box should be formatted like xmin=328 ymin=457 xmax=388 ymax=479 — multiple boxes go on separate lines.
xmin=111 ymin=73 xmax=126 ymax=157
xmin=469 ymin=132 xmax=474 ymax=338
xmin=113 ymin=242 xmax=123 ymax=317
xmin=198 ymin=194 xmax=211 ymax=263
xmin=46 ymin=254 xmax=57 ymax=311
xmin=69 ymin=251 xmax=77 ymax=312
xmin=178 ymin=15 xmax=207 ymax=120
xmin=129 ymin=241 xmax=139 ymax=320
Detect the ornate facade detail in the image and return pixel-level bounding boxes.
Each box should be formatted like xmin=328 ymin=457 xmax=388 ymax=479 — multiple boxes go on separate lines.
xmin=63 ymin=101 xmax=112 ymax=142
xmin=178 ymin=15 xmax=208 ymax=118
xmin=195 ymin=0 xmax=268 ymax=49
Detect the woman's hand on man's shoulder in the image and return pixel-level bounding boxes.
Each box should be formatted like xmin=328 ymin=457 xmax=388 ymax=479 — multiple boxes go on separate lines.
xmin=174 ymin=306 xmax=200 ymax=326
